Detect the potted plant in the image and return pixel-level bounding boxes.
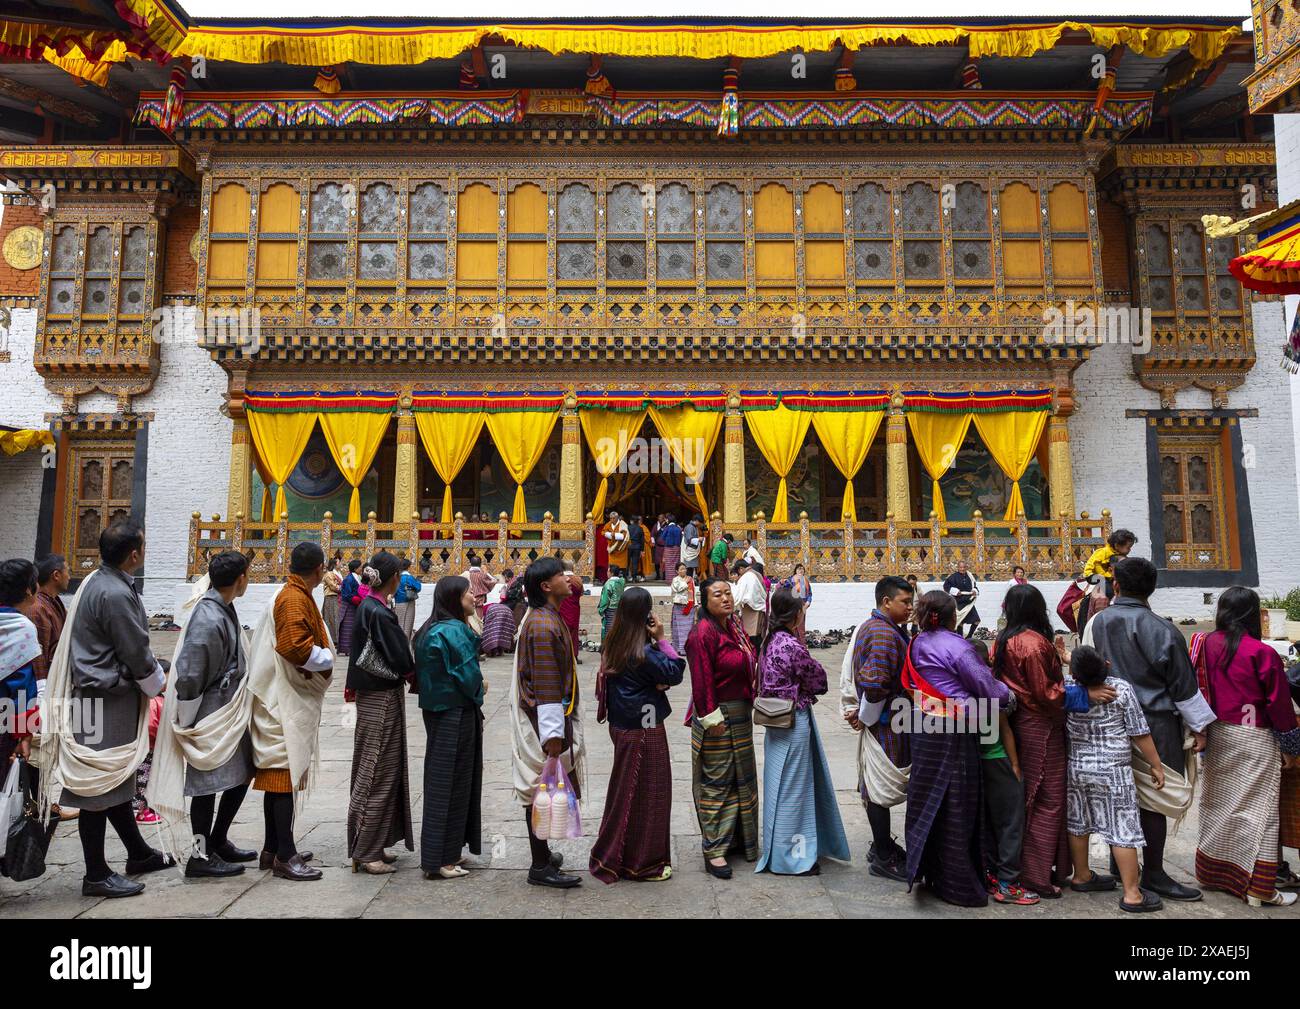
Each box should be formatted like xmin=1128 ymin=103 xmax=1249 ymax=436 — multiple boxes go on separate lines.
xmin=1259 ymin=592 xmax=1290 ymax=640
xmin=1285 ymin=587 xmax=1300 ymax=641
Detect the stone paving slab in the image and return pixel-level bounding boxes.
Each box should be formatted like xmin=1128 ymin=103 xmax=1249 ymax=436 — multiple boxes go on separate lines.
xmin=0 ymin=609 xmax=1282 ymax=919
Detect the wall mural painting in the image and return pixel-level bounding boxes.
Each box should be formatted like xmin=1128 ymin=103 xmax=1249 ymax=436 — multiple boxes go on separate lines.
xmin=920 ymin=437 xmax=1047 ymax=524
xmin=250 ymin=429 xmax=380 ymax=524
xmin=743 ymin=439 xmax=822 ymax=521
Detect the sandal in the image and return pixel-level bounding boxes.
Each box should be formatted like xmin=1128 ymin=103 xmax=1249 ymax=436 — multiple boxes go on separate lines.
xmin=990 ymin=881 xmax=1040 ymax=905
xmin=1070 ymin=870 xmax=1117 ymax=893
xmin=644 ymin=866 xmax=673 ymax=882
xmin=353 ymin=859 xmax=397 ymax=875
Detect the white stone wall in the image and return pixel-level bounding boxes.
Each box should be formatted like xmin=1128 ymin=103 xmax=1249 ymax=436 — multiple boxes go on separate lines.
xmin=1275 ymin=114 xmax=1300 ymax=500
xmin=0 ymin=307 xmax=51 ymax=560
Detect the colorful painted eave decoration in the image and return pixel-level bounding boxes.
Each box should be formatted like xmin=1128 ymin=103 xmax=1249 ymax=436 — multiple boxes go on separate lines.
xmin=243 ymin=390 xmax=398 ymax=413
xmin=589 ymin=93 xmax=1153 ymax=132
xmin=135 ymin=90 xmax=1152 ymax=134
xmin=411 ymin=391 xmax=566 ymax=412
xmin=135 ymin=93 xmax=524 ymax=130
xmin=1229 ymin=207 xmax=1300 ymax=295
xmin=902 ymin=390 xmax=1053 ymax=413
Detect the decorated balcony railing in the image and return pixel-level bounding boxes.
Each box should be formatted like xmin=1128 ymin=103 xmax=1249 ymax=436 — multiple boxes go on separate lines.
xmin=187 ymin=508 xmax=1111 ymax=584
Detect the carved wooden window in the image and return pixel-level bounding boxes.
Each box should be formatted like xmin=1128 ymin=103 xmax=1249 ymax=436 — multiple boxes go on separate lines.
xmin=1175 ymin=222 xmax=1208 ymax=317
xmin=655 ymin=182 xmax=694 ymax=284
xmin=950 ymin=182 xmax=991 ymax=282
xmin=63 ymin=438 xmax=135 ymax=576
xmin=357 ymin=182 xmax=398 ymax=282
xmin=754 ymin=183 xmax=795 ymax=291
xmin=81 ymin=226 xmax=113 ymax=318
xmin=705 ymin=183 xmax=743 ymax=283
xmin=505 ymin=183 xmax=546 ymax=291
xmin=457 ymin=183 xmax=498 ymax=288
xmin=208 ymin=183 xmax=250 ymax=293
xmin=254 ymin=183 xmax=299 ymax=290
xmin=851 ymin=183 xmax=892 ymax=289
xmin=1048 ymin=183 xmax=1092 ymax=295
xmin=1156 ymin=431 xmax=1233 ymax=571
xmin=556 ymin=183 xmax=595 ymax=283
xmin=803 ymin=183 xmax=844 ymax=294
xmin=1210 ymin=236 xmax=1242 ymax=318
xmin=1000 ymin=182 xmax=1043 ymax=302
xmin=307 ymin=183 xmax=349 ymax=282
xmin=606 ymin=183 xmax=646 ymax=284
xmin=408 ymin=182 xmax=448 ymax=284
xmin=900 ymin=182 xmax=940 ymax=284
xmin=1144 ymin=222 xmax=1174 ymax=314
xmin=118 ymin=227 xmax=148 ymax=317
xmin=46 ymin=226 xmax=79 ymax=318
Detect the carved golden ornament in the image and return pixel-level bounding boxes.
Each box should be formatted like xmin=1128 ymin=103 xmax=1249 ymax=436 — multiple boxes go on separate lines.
xmin=2 ymin=226 xmax=42 ymax=270
xmin=189 ymin=231 xmax=203 ymax=263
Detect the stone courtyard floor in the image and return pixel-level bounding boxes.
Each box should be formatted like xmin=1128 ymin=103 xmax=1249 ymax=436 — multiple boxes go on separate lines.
xmin=0 ymin=604 xmax=1281 ymax=919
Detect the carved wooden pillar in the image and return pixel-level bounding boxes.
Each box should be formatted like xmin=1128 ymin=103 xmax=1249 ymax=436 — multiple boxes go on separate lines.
xmin=1048 ymin=392 xmax=1076 ymax=524
xmin=886 ymin=394 xmax=911 ymax=522
xmin=227 ymin=414 xmax=252 ymax=525
xmin=559 ymin=397 xmax=583 ymax=524
xmin=393 ymin=406 xmax=419 ymax=525
xmin=723 ymin=394 xmax=747 ymax=525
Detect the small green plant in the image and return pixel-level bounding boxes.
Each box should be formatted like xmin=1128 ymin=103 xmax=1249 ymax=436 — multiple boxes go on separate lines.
xmin=1259 ymin=592 xmax=1290 ymax=611
xmin=1285 ymin=587 xmax=1300 ymax=623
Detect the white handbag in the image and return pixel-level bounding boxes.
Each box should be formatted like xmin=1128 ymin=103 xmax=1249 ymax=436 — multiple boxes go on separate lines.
xmin=0 ymin=759 xmax=21 ymax=853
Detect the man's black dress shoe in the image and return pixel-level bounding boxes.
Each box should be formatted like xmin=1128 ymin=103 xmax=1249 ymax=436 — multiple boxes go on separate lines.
xmin=527 ymin=863 xmax=581 ymax=888
xmin=186 ymin=853 xmax=245 ymax=878
xmin=124 ymin=850 xmax=176 ymax=875
xmin=82 ymin=872 xmax=145 ymax=898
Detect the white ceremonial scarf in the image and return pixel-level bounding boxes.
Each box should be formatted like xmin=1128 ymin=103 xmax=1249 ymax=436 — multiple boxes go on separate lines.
xmin=0 ymin=610 xmax=41 ymax=679
xmin=508 ymin=609 xmax=586 ymax=806
xmin=146 ymin=576 xmax=254 ymax=853
xmin=1131 ymin=734 xmax=1197 ymax=825
xmin=246 ymin=586 xmax=332 ymax=811
xmin=839 ymin=619 xmax=910 ymax=808
xmin=37 ymin=569 xmax=150 ymax=814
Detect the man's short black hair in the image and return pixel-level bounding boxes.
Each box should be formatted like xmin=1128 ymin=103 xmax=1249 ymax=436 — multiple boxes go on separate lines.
xmin=1114 ymin=555 xmax=1157 ymax=600
xmin=289 ymin=541 xmax=325 ymax=575
xmin=524 ymin=555 xmax=566 ymax=608
xmin=208 ymin=550 xmax=250 ymax=589
xmin=0 ymin=558 xmax=38 ymax=606
xmin=875 ymin=575 xmax=912 ymax=606
xmin=36 ymin=554 xmax=66 ymax=584
xmin=99 ymin=519 xmax=144 ymax=567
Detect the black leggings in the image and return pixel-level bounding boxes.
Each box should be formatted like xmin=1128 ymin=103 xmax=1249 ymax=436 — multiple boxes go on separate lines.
xmin=262 ymin=792 xmax=297 ymax=861
xmin=525 ymin=806 xmax=551 ymax=870
xmin=866 ymin=802 xmax=898 ymax=856
xmin=190 ymin=784 xmax=249 ymax=855
xmin=78 ymin=801 xmax=154 ymax=882
xmin=1140 ymin=809 xmax=1168 ymax=876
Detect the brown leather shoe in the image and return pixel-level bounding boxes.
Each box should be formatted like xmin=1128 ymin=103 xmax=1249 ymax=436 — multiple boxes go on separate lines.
xmin=272 ymin=854 xmax=322 ymax=881
xmin=260 ymin=849 xmax=313 ymax=871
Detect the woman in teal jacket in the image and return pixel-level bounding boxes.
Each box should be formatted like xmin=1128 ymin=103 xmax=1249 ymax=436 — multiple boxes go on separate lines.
xmin=414 ymin=575 xmax=484 ymax=880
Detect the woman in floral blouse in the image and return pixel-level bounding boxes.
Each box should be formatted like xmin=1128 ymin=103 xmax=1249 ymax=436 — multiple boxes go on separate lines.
xmin=754 ymin=587 xmax=850 ymax=875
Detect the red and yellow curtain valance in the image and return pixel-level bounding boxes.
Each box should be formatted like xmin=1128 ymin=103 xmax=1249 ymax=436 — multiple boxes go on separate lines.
xmin=902 ymin=389 xmax=1052 ymax=413
xmin=741 ymin=390 xmax=890 ymax=411
xmin=412 ymin=390 xmax=565 ymax=413
xmin=1229 ymin=211 xmax=1300 ymax=296
xmin=244 ymin=390 xmax=398 ymax=414
xmin=576 ymin=391 xmax=727 ymax=412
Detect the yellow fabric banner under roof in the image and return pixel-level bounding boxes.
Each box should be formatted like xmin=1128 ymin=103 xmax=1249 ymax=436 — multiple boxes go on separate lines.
xmin=168 ymin=21 xmax=1239 ymax=71
xmin=485 ymin=410 xmax=560 ymax=523
xmin=906 ymin=411 xmax=972 ymax=526
xmin=579 ymin=408 xmax=648 ymax=524
xmin=745 ymin=404 xmax=812 ymax=524
xmin=646 ymin=405 xmax=722 ymax=523
xmin=415 ymin=411 xmax=486 ymax=524
xmin=811 ymin=411 xmax=883 ymax=523
xmin=972 ymin=411 xmax=1049 ymax=522
xmin=318 ymin=411 xmax=390 ymax=524
xmin=246 ymin=411 xmax=317 ymax=522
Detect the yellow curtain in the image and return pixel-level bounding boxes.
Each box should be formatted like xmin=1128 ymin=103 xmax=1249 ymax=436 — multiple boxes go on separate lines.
xmin=745 ymin=404 xmax=813 ymax=523
xmin=579 ymin=408 xmax=647 ymax=522
xmin=485 ymin=411 xmax=560 ymax=522
xmin=318 ymin=412 xmax=391 ymax=523
xmin=973 ymin=411 xmax=1050 ymax=521
xmin=811 ymin=411 xmax=883 ymax=522
xmin=251 ymin=447 xmax=275 ymax=523
xmin=647 ymin=406 xmax=723 ymax=521
xmin=246 ymin=411 xmax=318 ymax=522
xmin=415 ymin=411 xmax=485 ymax=523
xmin=906 ymin=411 xmax=973 ymax=524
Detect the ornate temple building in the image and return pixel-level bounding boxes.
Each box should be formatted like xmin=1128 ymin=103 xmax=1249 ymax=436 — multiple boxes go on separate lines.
xmin=0 ymin=7 xmax=1295 ymax=620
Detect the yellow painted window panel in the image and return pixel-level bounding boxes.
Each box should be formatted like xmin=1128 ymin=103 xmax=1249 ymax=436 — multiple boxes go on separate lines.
xmin=756 ymin=242 xmax=795 ymax=282
xmin=255 ymin=241 xmax=297 ymax=283
xmin=1048 ymin=183 xmax=1088 ymax=232
xmin=207 ymin=241 xmax=247 ymax=284
xmin=1000 ymin=183 xmax=1039 ymax=234
xmin=1052 ymin=240 xmax=1092 ymax=283
xmin=211 ymin=183 xmax=250 ymax=233
xmin=755 ymin=183 xmax=794 ymax=234
xmin=805 ymin=241 xmax=845 ymax=283
xmin=507 ymin=242 xmax=546 ymax=284
xmin=259 ymin=184 xmax=299 ymax=233
xmin=1002 ymin=240 xmax=1043 ymax=282
xmin=459 ymin=184 xmax=498 ymax=234
xmin=457 ymin=240 xmax=498 ymax=284
xmin=803 ymin=184 xmax=843 ymax=234
xmin=507 ymin=184 xmax=547 ymax=233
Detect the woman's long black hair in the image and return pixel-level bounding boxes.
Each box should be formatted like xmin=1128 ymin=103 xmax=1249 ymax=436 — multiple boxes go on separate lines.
xmin=602 ymin=586 xmax=653 ymax=675
xmin=992 ymin=583 xmax=1055 ymax=680
xmin=1213 ymin=585 xmax=1262 ymax=670
xmin=760 ymin=586 xmax=803 ymax=659
xmin=414 ymin=574 xmax=471 ymax=652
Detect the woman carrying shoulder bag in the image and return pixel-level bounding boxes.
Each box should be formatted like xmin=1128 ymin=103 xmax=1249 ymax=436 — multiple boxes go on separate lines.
xmin=754 ymin=587 xmax=849 ymax=876
xmin=347 ymin=551 xmax=416 ymax=875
